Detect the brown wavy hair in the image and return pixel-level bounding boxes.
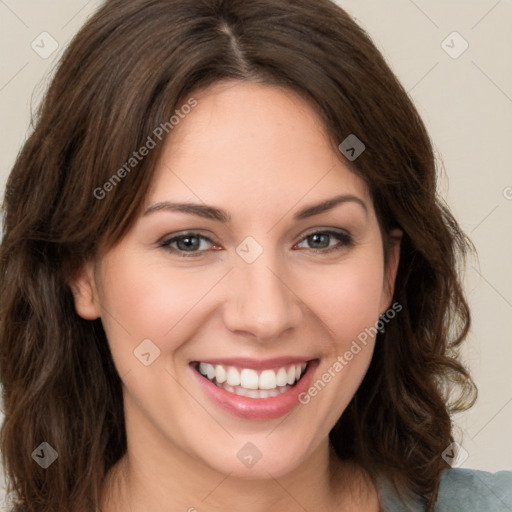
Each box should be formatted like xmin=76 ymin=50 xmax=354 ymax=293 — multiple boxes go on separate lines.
xmin=0 ymin=0 xmax=477 ymax=510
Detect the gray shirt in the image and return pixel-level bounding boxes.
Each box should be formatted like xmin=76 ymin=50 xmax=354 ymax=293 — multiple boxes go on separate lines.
xmin=376 ymin=468 xmax=512 ymax=511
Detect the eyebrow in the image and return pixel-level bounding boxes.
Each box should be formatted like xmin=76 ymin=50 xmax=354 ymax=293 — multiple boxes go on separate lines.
xmin=143 ymin=194 xmax=368 ymax=222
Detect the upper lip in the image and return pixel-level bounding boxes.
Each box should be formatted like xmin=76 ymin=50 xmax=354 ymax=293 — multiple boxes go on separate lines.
xmin=190 ymin=356 xmax=315 ymax=370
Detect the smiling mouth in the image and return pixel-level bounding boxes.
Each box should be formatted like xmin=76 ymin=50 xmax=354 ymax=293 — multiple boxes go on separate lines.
xmin=192 ymin=361 xmax=310 ymax=399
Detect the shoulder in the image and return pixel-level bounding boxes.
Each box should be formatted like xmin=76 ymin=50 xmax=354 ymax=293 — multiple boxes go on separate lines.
xmin=435 ymin=468 xmax=512 ymax=511
xmin=376 ymin=468 xmax=512 ymax=512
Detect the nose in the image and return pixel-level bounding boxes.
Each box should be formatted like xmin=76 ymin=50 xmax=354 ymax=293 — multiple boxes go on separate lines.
xmin=222 ymin=254 xmax=304 ymax=342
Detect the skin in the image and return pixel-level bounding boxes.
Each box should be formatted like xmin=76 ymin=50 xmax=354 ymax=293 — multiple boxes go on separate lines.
xmin=71 ymin=81 xmax=402 ymax=512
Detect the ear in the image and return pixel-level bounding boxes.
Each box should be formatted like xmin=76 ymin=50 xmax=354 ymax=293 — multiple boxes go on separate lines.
xmin=380 ymin=228 xmax=403 ymax=313
xmin=68 ymin=261 xmax=101 ymax=320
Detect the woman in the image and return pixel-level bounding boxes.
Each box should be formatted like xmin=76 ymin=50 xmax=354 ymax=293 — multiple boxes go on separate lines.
xmin=0 ymin=0 xmax=510 ymax=510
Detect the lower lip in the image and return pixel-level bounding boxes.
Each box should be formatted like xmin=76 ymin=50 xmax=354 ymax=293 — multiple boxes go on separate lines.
xmin=192 ymin=361 xmax=318 ymax=420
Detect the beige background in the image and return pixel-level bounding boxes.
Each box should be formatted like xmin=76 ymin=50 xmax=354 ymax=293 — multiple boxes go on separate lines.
xmin=0 ymin=0 xmax=511 ymax=503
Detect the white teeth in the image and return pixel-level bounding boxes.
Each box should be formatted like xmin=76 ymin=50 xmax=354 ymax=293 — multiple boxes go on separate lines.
xmin=240 ymin=369 xmax=259 ymax=390
xmin=276 ymin=368 xmax=288 ymax=387
xmin=215 ymin=382 xmax=291 ymax=399
xmin=226 ymin=367 xmax=241 ymax=386
xmin=286 ymin=366 xmax=296 ymax=385
xmin=197 ymin=362 xmax=308 ymax=393
xmin=234 ymin=386 xmax=246 ymax=397
xmin=215 ymin=365 xmax=227 ymax=383
xmin=199 ymin=362 xmax=209 ymax=376
xmin=199 ymin=362 xmax=217 ymax=381
xmin=259 ymin=369 xmax=277 ymax=390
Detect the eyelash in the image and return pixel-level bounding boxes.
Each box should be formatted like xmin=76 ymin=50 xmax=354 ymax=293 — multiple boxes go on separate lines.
xmin=158 ymin=230 xmax=354 ymax=258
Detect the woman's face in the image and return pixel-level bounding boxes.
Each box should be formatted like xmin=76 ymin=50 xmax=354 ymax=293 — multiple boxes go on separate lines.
xmin=73 ymin=81 xmax=401 ymax=479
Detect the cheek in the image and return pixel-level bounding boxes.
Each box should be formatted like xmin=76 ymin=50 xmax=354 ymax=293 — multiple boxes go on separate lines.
xmin=96 ymin=252 xmax=225 ymax=371
xmin=294 ymin=255 xmax=384 ymax=427
xmin=301 ymin=252 xmax=385 ymax=343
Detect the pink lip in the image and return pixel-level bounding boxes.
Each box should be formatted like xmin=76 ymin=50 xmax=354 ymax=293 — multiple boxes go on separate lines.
xmin=191 ymin=359 xmax=319 ymax=420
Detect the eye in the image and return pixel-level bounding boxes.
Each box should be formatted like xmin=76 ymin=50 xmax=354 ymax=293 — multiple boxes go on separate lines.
xmin=158 ymin=229 xmax=353 ymax=258
xmin=295 ymin=230 xmax=353 ymax=253
xmin=159 ymin=232 xmax=218 ymax=257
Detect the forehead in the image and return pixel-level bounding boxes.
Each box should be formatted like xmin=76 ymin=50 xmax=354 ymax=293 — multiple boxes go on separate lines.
xmin=146 ymin=81 xmax=371 ymax=212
